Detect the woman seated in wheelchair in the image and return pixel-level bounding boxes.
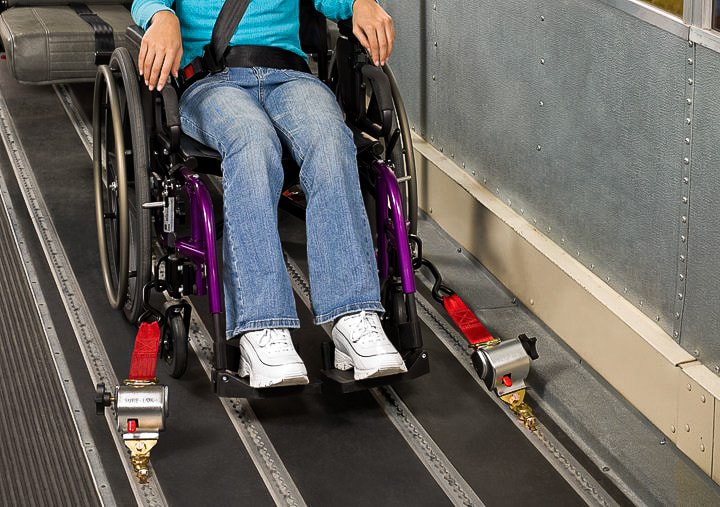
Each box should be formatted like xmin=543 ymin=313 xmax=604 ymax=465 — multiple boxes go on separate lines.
xmin=131 ymin=0 xmax=405 ymax=388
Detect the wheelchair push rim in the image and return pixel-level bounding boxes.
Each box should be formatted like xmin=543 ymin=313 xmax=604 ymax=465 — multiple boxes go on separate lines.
xmin=92 ymin=48 xmax=153 ymax=321
xmin=93 ymin=63 xmax=129 ymax=310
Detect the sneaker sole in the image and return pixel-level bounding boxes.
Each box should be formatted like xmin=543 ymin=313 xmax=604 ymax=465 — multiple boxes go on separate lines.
xmin=334 ymin=348 xmax=408 ymax=380
xmin=239 ymin=356 xmax=309 ymax=388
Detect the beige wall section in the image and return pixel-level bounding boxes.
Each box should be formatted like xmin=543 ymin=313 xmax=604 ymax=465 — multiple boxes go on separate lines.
xmin=412 ymin=133 xmax=720 ymax=478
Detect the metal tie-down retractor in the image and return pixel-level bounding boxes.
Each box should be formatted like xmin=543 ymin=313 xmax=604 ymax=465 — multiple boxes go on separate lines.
xmin=471 ymin=334 xmax=539 ymax=430
xmin=413 ymin=238 xmax=540 ymax=430
xmin=96 ymin=380 xmax=169 ymax=482
xmin=96 ymin=322 xmax=169 ymax=483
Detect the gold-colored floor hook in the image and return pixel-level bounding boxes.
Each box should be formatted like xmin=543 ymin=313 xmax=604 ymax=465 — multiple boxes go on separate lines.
xmin=500 ymin=388 xmax=537 ymax=432
xmin=124 ymin=439 xmax=158 ymax=483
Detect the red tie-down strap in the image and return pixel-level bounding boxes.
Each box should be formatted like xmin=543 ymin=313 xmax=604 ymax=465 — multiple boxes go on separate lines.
xmin=128 ymin=322 xmax=161 ymax=381
xmin=442 ymin=294 xmax=496 ymax=347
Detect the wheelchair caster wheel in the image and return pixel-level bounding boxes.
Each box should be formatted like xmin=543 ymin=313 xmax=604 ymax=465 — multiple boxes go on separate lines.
xmin=161 ymin=311 xmax=188 ymax=378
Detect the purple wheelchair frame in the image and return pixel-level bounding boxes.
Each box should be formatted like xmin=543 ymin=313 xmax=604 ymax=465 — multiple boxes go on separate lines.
xmin=166 ymin=158 xmax=418 ymax=378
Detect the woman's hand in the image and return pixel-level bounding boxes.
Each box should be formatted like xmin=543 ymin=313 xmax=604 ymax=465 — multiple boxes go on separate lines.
xmin=138 ymin=10 xmax=183 ymax=91
xmin=352 ymin=0 xmax=394 ymax=66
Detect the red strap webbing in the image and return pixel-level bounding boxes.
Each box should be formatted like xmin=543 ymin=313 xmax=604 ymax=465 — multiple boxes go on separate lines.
xmin=443 ymin=294 xmax=495 ymax=346
xmin=128 ymin=322 xmax=161 ymax=381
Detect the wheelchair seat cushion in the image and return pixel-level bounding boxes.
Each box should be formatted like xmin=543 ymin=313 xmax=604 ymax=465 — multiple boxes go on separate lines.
xmin=0 ymin=4 xmax=131 ymax=84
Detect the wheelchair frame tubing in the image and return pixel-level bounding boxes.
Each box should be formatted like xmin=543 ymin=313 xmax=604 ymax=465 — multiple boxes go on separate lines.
xmin=374 ymin=160 xmax=415 ymax=294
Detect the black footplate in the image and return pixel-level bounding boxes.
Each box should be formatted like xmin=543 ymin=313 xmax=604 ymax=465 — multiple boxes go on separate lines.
xmin=212 ymin=346 xmax=429 ymax=399
xmin=319 ymin=344 xmax=430 ymax=394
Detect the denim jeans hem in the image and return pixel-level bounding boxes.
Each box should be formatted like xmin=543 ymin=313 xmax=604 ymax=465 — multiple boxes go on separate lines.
xmin=314 ymin=302 xmax=385 ymax=325
xmin=227 ymin=318 xmax=301 ymax=339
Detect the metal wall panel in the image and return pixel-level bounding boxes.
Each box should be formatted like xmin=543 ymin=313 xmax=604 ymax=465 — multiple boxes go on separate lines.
xmin=681 ymin=45 xmax=720 ymax=372
xmin=386 ymin=0 xmax=688 ymax=335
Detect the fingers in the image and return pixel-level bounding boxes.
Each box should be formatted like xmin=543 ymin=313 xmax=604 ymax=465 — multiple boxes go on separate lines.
xmin=352 ymin=1 xmax=394 ymax=66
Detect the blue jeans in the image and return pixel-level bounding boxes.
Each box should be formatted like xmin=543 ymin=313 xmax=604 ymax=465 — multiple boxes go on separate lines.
xmin=179 ymin=67 xmax=383 ymax=338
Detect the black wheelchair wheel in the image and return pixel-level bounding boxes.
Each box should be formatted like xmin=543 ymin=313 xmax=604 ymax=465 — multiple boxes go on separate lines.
xmin=109 ymin=48 xmax=153 ymax=324
xmin=93 ymin=64 xmax=129 ymax=310
xmin=162 ymin=310 xmax=188 ymax=379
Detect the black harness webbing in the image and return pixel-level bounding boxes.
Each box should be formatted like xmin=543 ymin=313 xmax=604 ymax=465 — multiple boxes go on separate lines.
xmin=69 ymin=3 xmax=114 ymax=65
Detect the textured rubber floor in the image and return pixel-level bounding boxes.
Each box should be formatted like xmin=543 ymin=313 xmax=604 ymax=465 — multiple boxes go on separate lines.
xmin=0 ymin=184 xmax=100 ymax=507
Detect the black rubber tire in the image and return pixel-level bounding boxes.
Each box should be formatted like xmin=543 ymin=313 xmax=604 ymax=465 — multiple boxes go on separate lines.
xmin=162 ymin=311 xmax=188 ymax=379
xmin=110 ymin=48 xmax=153 ymax=324
xmin=93 ymin=64 xmax=129 ymax=310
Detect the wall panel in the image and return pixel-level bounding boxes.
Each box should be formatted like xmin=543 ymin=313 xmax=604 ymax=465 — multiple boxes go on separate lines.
xmin=386 ymin=0 xmax=688 ymax=336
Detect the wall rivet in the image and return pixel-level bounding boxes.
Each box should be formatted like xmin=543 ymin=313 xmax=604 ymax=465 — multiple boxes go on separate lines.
xmin=429 ymin=207 xmax=433 ymax=213
xmin=440 ymin=146 xmax=444 ymax=152
xmin=701 ymin=444 xmax=706 ymax=452
xmin=680 ymin=254 xmax=686 ymax=261
xmin=462 ymin=162 xmax=466 ymax=168
xmin=674 ymin=331 xmax=680 ymax=338
xmin=688 ymin=41 xmax=694 ymax=47
xmin=671 ymin=425 xmax=676 ymax=433
xmin=678 ymin=293 xmax=684 ymax=300
xmin=432 ymin=74 xmax=436 ymax=81
xmin=687 ymin=58 xmax=693 ymax=65
xmin=536 ymin=144 xmax=542 ymax=151
xmin=540 ymin=15 xmax=545 ymax=21
xmin=687 ymin=383 xmax=692 ymax=391
xmin=688 ymin=78 xmax=694 ymax=85
xmin=432 ymin=3 xmax=436 ymax=10
xmin=472 ymin=170 xmax=476 ymax=176
xmin=530 ymin=299 xmax=535 ymax=305
xmin=679 ymin=274 xmax=685 ymax=281
xmin=681 ymin=235 xmax=686 ymax=243
xmin=681 ymin=216 xmax=687 ymax=223
xmin=547 ymin=226 xmax=551 ymax=232
xmin=520 ymin=208 xmax=525 ymax=214
xmin=539 ymin=100 xmax=544 ymax=106
xmin=685 ymin=424 xmax=691 ymax=432
xmin=590 ymin=263 xmax=595 ymax=269
xmin=540 ymin=58 xmax=545 ymax=65
xmin=655 ymin=316 xmax=661 ymax=322
xmin=694 ymin=349 xmax=700 ymax=357
xmin=623 ymin=287 xmax=628 ymax=293
xmin=686 ymin=118 xmax=691 ymax=125
xmin=701 ymin=395 xmax=706 ymax=403
xmin=675 ymin=312 xmax=681 ymax=319
xmin=685 ymin=138 xmax=691 ymax=145
xmin=682 ymin=196 xmax=688 ymax=203
xmin=687 ymin=98 xmax=692 ymax=105
xmin=683 ymin=177 xmax=689 ymax=184
xmin=683 ymin=157 xmax=690 ymax=164
xmin=715 ymin=366 xmax=720 ymax=373
xmin=433 ymin=41 xmax=438 ymax=47
xmin=639 ymin=300 xmax=644 ymax=306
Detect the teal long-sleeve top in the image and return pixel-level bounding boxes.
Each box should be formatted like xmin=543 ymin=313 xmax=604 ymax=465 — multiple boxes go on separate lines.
xmin=131 ymin=0 xmax=355 ymax=68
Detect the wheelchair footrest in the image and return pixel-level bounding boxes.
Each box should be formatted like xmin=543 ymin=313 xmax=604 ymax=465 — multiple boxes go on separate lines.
xmin=320 ymin=347 xmax=430 ymax=394
xmin=213 ymin=370 xmax=321 ymax=398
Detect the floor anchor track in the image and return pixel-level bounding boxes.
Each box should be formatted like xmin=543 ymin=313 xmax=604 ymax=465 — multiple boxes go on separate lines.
xmin=285 ymin=255 xmax=485 ymax=507
xmin=412 ymin=282 xmax=619 ymax=507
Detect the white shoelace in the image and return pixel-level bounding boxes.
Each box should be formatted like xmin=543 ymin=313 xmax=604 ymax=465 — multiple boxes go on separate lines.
xmin=344 ymin=311 xmax=384 ymax=344
xmin=255 ymin=329 xmax=294 ymax=352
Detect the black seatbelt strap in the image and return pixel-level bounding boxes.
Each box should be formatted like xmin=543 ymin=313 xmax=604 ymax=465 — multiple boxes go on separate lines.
xmin=209 ymin=0 xmax=253 ymax=68
xmin=69 ymin=3 xmax=114 ymax=65
xmin=179 ymin=0 xmax=252 ymax=90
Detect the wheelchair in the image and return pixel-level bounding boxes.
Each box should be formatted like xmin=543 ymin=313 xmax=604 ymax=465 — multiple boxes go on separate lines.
xmin=92 ymin=5 xmax=428 ymax=397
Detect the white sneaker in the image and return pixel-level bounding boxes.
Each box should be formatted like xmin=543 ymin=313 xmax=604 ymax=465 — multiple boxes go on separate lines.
xmin=238 ymin=329 xmax=309 ymax=388
xmin=331 ymin=311 xmax=408 ymax=380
